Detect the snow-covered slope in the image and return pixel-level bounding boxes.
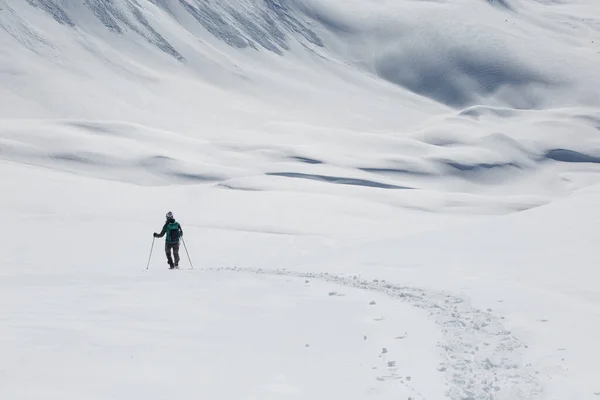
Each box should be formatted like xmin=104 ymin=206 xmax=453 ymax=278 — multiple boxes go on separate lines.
xmin=2 ymin=0 xmax=600 ymax=210
xmin=1 ymin=0 xmax=600 ymax=399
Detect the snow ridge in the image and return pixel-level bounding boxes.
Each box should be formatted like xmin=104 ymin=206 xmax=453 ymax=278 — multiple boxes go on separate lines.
xmin=22 ymin=0 xmax=323 ymax=58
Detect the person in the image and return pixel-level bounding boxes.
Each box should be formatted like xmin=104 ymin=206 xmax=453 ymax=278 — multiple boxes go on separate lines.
xmin=153 ymin=211 xmax=183 ymax=269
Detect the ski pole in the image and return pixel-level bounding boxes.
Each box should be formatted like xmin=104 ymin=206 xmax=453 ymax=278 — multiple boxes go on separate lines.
xmin=146 ymin=237 xmax=155 ymax=270
xmin=182 ymin=238 xmax=194 ymax=269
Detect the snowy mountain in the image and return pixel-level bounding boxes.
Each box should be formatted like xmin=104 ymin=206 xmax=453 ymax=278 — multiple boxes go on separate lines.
xmin=1 ymin=0 xmax=600 ymax=399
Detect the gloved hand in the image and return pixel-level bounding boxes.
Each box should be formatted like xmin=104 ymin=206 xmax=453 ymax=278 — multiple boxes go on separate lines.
xmin=153 ymin=233 xmax=159 ymax=238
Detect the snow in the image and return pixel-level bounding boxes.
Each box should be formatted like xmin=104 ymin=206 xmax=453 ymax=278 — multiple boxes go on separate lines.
xmin=1 ymin=268 xmax=446 ymax=400
xmin=1 ymin=0 xmax=600 ymax=399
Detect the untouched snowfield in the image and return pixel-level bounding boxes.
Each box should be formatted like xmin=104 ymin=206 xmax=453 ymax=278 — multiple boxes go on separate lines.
xmin=1 ymin=0 xmax=600 ymax=399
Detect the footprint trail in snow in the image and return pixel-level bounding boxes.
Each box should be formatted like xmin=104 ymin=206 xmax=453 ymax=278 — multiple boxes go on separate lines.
xmin=210 ymin=267 xmax=543 ymax=400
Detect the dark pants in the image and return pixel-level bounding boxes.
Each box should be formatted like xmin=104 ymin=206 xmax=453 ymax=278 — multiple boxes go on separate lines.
xmin=165 ymin=242 xmax=180 ymax=267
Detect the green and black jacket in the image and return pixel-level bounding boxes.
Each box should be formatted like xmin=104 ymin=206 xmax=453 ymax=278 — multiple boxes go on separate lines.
xmin=156 ymin=218 xmax=183 ymax=244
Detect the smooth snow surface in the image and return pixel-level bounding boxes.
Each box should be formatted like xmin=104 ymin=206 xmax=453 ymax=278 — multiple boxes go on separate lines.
xmin=1 ymin=0 xmax=600 ymax=399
